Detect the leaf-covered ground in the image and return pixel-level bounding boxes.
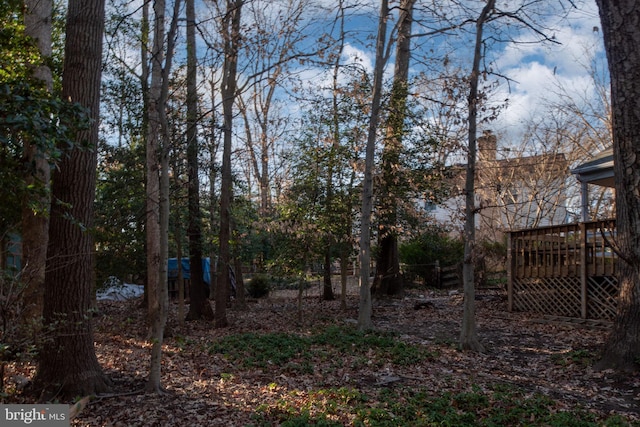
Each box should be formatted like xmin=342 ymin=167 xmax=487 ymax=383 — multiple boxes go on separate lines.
xmin=5 ymin=282 xmax=640 ymax=426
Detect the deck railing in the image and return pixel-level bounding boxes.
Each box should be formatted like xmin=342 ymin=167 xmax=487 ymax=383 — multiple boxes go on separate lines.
xmin=507 ymin=219 xmax=618 ymax=321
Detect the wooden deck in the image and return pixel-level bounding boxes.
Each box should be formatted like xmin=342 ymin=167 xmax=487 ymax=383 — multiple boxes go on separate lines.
xmin=507 ymin=220 xmax=618 ymax=321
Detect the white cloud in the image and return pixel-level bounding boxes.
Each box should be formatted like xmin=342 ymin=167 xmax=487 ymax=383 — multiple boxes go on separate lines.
xmin=291 ymin=42 xmax=376 ymax=95
xmin=342 ymin=44 xmax=374 ymax=74
xmin=489 ymin=0 xmax=606 ymax=137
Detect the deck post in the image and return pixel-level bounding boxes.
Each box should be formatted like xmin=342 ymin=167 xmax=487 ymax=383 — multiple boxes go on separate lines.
xmin=580 ymin=181 xmax=589 ymax=222
xmin=579 ymin=222 xmax=588 ymax=319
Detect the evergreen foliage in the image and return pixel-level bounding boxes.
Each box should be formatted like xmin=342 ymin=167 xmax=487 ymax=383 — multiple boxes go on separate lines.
xmin=0 ymin=0 xmax=89 ymax=237
xmin=399 ymin=227 xmax=464 ymax=285
xmin=94 ymin=142 xmax=147 ymax=287
xmin=246 ymin=274 xmax=271 ymax=298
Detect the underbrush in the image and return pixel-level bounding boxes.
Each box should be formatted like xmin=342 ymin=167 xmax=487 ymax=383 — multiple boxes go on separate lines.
xmin=250 ymin=384 xmax=638 ymax=427
xmin=207 ymin=325 xmax=436 ymax=373
xmin=205 ymin=325 xmax=639 ymax=426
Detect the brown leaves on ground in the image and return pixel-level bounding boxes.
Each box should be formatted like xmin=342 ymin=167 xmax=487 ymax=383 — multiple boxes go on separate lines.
xmin=4 ymin=284 xmax=639 ymax=425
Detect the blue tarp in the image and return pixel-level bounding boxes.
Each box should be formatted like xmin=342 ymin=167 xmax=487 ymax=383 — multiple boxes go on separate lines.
xmin=167 ymin=257 xmax=211 ymax=286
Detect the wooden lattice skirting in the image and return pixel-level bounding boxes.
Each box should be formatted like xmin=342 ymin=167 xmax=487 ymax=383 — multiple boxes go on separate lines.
xmin=512 ymin=276 xmax=618 ymax=321
xmin=508 ymin=220 xmax=619 ymax=321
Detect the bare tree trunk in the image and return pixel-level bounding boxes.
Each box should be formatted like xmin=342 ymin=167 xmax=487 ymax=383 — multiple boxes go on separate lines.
xmin=358 ymin=0 xmax=389 ymax=330
xmin=594 ymin=0 xmax=640 ymax=372
xmin=159 ymin=141 xmax=170 ymax=332
xmin=185 ymin=0 xmax=214 ymax=321
xmin=169 ymin=138 xmax=186 ymax=326
xmin=340 ymin=253 xmax=349 ymax=310
xmin=35 ymin=0 xmax=110 ymax=398
xmin=138 ymin=0 xmax=150 ymax=310
xmin=259 ymin=141 xmax=271 ymax=213
xmin=228 ymin=207 xmax=246 ymax=309
xmin=176 ymin=225 xmax=185 ymax=328
xmin=145 ymin=0 xmax=182 ymax=393
xmin=460 ymin=0 xmax=494 ymax=353
xmin=208 ymin=80 xmax=220 ymax=313
xmin=216 ymin=0 xmax=243 ymax=328
xmin=373 ymin=237 xmax=401 ymax=296
xmin=329 ymin=0 xmax=348 ymax=306
xmin=20 ymin=0 xmax=52 ymax=330
xmin=373 ymin=0 xmax=415 ymax=298
xmin=323 ymin=251 xmax=335 ymax=300
xmin=145 ymin=0 xmax=166 ymax=394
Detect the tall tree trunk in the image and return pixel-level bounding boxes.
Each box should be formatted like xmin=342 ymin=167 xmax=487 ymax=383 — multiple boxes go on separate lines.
xmin=145 ymin=0 xmax=166 ymax=393
xmin=169 ymin=135 xmax=186 ymax=326
xmin=372 ymin=0 xmax=415 ymax=298
xmin=329 ymin=0 xmax=353 ymax=310
xmin=20 ymin=0 xmax=53 ymax=328
xmin=594 ymin=0 xmax=640 ymax=372
xmin=175 ymin=220 xmax=185 ymax=328
xmin=208 ymin=79 xmax=220 ymax=312
xmin=185 ymin=0 xmax=214 ymax=321
xmin=460 ymin=0 xmax=494 ymax=353
xmin=340 ymin=252 xmax=349 ymax=310
xmin=138 ymin=0 xmax=150 ymax=309
xmin=373 ymin=237 xmax=401 ymax=296
xmin=324 ymin=0 xmax=349 ymax=304
xmin=34 ymin=0 xmax=110 ymax=397
xmin=159 ymin=138 xmax=170 ymax=330
xmin=323 ymin=251 xmax=335 ymax=300
xmin=216 ymin=0 xmax=243 ymax=328
xmin=259 ymin=145 xmax=271 ymax=214
xmin=229 ymin=209 xmax=246 ymax=309
xmin=358 ymin=0 xmax=389 ymax=330
xmin=145 ymin=0 xmax=182 ymax=393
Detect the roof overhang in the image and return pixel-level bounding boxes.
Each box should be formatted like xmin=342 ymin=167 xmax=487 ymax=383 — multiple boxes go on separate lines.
xmin=570 ymin=147 xmax=614 ymax=188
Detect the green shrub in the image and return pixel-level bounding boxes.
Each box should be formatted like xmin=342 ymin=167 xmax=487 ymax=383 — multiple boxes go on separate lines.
xmin=399 ymin=229 xmax=464 ymax=285
xmin=247 ymin=274 xmax=271 ymax=298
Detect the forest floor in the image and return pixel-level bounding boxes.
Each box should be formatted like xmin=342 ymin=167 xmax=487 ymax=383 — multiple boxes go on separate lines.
xmin=4 ymin=280 xmax=640 ymax=426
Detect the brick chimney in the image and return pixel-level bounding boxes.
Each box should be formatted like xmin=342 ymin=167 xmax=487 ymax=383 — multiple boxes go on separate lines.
xmin=478 ymin=130 xmax=497 ymax=162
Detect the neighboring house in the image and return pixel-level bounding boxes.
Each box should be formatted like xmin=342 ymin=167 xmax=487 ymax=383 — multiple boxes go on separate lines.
xmin=428 ymin=131 xmax=569 ymax=241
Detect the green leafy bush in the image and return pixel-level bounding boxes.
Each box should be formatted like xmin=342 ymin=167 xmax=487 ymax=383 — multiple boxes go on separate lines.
xmin=247 ymin=274 xmax=271 ymax=298
xmin=399 ymin=229 xmax=464 ymax=285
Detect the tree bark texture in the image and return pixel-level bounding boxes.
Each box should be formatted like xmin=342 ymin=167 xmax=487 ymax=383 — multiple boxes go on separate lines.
xmin=358 ymin=0 xmax=389 ymax=330
xmin=35 ymin=0 xmax=110 ymax=397
xmin=324 ymin=0 xmax=348 ymax=304
xmin=460 ymin=0 xmax=494 ymax=353
xmin=20 ymin=0 xmax=53 ymax=327
xmin=373 ymin=236 xmax=401 ymax=296
xmin=323 ymin=251 xmax=336 ymax=301
xmin=145 ymin=0 xmax=169 ymax=393
xmin=186 ymin=0 xmax=214 ymax=321
xmin=372 ymin=0 xmax=415 ymax=298
xmin=144 ymin=0 xmax=181 ymax=392
xmin=216 ymin=0 xmax=243 ymax=328
xmin=594 ymin=0 xmax=640 ymax=372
